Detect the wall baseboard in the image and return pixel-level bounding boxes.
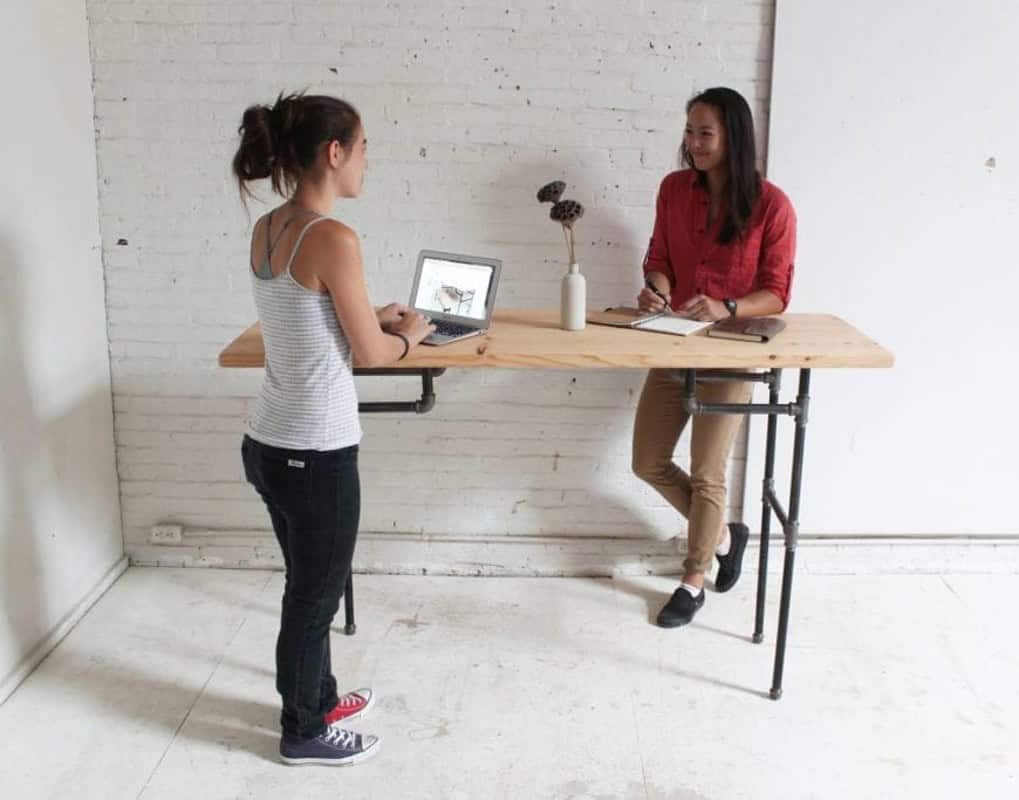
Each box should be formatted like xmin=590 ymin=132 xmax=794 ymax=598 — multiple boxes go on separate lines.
xmin=0 ymin=555 xmax=128 ymax=705
xmin=128 ymin=530 xmax=1019 ymax=576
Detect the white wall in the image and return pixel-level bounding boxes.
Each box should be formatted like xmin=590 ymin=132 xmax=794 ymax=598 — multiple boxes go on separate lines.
xmin=0 ymin=0 xmax=124 ymax=700
xmin=85 ymin=0 xmax=777 ymax=568
xmin=756 ymin=0 xmax=1019 ymax=534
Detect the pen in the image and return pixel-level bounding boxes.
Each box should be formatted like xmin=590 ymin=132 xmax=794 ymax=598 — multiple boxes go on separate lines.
xmin=645 ymin=278 xmax=670 ymax=309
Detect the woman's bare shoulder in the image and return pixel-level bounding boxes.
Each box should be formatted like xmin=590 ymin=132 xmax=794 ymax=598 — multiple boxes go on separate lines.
xmin=299 ymin=218 xmax=363 ymax=279
xmin=307 ymin=217 xmax=359 ymax=247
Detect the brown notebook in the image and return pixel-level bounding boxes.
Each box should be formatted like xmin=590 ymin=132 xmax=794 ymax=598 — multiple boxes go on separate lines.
xmin=707 ymin=316 xmax=787 ymax=342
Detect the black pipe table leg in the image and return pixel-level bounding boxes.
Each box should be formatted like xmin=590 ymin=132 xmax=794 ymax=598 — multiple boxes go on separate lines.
xmin=754 ymin=368 xmax=781 ymax=644
xmin=343 ymin=573 xmax=356 ymax=635
xmin=770 ymin=368 xmax=810 ymax=699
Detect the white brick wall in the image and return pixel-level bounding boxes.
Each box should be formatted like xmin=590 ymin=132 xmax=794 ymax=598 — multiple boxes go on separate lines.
xmin=87 ymin=0 xmax=774 ymax=570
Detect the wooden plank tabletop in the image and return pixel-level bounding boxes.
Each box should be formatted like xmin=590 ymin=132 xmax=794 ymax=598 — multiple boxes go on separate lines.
xmin=218 ymin=310 xmax=894 ymax=370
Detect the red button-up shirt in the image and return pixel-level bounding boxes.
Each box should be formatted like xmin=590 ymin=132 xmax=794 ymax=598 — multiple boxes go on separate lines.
xmin=643 ymin=169 xmax=797 ymax=311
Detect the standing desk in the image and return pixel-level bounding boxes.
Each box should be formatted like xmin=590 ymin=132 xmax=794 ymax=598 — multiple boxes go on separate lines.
xmin=219 ymin=310 xmax=894 ymax=699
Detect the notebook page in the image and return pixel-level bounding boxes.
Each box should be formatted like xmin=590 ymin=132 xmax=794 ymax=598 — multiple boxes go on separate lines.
xmin=634 ymin=315 xmax=713 ymax=336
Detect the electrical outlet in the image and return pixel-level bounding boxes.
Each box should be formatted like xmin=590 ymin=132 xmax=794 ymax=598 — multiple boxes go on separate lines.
xmin=150 ymin=524 xmax=183 ymax=545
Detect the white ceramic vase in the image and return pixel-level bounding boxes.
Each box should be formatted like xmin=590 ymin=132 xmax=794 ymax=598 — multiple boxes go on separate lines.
xmin=560 ymin=262 xmax=586 ymax=330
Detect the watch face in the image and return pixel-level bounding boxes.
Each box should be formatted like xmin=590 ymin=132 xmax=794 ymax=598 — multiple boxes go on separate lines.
xmin=724 ymin=298 xmax=737 ymax=315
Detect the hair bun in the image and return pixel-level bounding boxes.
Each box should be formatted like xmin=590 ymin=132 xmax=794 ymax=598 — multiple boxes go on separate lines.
xmin=232 ymin=103 xmax=276 ymax=182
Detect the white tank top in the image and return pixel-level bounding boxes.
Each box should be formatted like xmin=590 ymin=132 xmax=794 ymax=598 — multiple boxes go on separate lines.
xmin=246 ymin=215 xmax=362 ymax=451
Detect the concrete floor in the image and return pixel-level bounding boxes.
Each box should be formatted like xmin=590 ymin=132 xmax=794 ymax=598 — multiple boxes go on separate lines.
xmin=0 ymin=567 xmax=1015 ymax=799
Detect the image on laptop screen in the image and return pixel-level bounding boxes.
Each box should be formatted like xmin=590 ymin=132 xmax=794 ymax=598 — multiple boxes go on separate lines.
xmin=412 ymin=256 xmax=495 ymax=320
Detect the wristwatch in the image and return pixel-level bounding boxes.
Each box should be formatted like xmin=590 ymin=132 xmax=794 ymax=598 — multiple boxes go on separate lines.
xmin=723 ymin=298 xmax=738 ymax=317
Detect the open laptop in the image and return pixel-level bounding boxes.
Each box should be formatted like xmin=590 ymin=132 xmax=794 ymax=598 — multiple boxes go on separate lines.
xmin=408 ymin=249 xmax=502 ymax=345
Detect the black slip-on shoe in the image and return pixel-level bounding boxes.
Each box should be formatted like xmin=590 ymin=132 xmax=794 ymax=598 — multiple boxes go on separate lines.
xmin=656 ymin=587 xmax=705 ymax=628
xmin=715 ymin=522 xmax=750 ymax=593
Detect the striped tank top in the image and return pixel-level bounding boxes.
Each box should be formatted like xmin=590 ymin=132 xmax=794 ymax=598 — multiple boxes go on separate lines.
xmin=246 ymin=214 xmax=362 ymax=451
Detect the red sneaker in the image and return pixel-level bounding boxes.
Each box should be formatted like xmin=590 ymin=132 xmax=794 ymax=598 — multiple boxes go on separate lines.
xmin=324 ymin=689 xmax=375 ymax=726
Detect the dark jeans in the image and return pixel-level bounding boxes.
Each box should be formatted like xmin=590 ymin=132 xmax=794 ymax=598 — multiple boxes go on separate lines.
xmin=241 ymin=434 xmax=360 ymax=740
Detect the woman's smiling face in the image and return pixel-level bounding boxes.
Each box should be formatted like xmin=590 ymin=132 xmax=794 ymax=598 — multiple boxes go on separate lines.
xmin=684 ymin=102 xmax=727 ymax=175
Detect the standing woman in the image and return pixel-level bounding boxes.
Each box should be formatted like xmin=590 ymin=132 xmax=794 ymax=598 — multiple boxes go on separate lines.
xmin=232 ymin=92 xmax=434 ymax=765
xmin=632 ymin=87 xmax=796 ymax=628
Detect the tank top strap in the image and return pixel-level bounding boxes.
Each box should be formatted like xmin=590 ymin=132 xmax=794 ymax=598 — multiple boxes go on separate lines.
xmin=283 ymin=216 xmax=327 ymax=274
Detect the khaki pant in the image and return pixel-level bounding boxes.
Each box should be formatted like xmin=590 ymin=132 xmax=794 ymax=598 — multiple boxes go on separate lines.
xmin=632 ymin=369 xmax=753 ymax=575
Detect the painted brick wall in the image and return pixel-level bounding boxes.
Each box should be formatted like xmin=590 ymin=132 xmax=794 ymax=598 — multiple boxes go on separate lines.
xmin=86 ymin=0 xmax=774 ymax=570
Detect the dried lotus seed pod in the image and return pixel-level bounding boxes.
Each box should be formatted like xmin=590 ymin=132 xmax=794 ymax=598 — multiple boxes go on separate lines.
xmin=550 ymin=199 xmax=585 ymax=225
xmin=536 ymin=180 xmax=566 ymax=203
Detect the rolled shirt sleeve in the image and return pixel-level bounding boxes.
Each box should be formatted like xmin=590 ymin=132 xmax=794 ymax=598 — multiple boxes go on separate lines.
xmin=752 ymin=188 xmax=797 ymax=310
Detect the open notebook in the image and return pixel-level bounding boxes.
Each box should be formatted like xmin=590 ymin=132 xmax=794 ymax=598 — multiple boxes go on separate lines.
xmin=587 ymin=306 xmax=713 ymax=337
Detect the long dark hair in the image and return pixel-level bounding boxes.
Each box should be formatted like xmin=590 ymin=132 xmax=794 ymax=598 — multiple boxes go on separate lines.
xmin=681 ymin=87 xmax=761 ymax=244
xmin=232 ymin=91 xmax=361 ymax=202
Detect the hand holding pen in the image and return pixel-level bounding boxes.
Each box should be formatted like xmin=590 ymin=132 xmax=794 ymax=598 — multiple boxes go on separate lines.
xmin=638 ymin=276 xmax=671 ymax=314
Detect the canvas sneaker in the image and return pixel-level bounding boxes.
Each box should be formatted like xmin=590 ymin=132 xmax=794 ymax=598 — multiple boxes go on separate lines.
xmin=324 ymin=688 xmax=375 ymax=726
xmin=279 ymin=725 xmax=381 ymax=766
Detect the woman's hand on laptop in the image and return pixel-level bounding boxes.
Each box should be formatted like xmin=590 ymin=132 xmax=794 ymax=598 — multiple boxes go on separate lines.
xmin=376 ymin=302 xmax=410 ymax=331
xmin=390 ymin=310 xmax=436 ymax=346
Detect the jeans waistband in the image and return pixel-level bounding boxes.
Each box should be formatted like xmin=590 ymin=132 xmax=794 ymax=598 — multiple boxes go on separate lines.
xmin=243 ymin=434 xmax=358 ymax=462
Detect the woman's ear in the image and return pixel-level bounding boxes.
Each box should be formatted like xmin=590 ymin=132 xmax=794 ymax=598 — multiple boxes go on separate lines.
xmin=327 ymin=139 xmax=344 ymax=167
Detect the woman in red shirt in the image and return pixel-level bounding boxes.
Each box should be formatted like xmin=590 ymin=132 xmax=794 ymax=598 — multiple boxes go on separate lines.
xmin=632 ymin=87 xmax=796 ymax=628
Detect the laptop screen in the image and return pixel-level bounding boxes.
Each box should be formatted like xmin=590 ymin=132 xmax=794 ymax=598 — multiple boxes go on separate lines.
xmin=411 ymin=256 xmax=496 ymax=321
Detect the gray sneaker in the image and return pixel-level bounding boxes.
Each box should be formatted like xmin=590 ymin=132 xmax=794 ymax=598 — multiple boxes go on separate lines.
xmin=279 ymin=725 xmax=381 ymax=766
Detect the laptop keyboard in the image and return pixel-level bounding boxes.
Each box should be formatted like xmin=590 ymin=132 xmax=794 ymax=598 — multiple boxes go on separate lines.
xmin=430 ymin=320 xmax=477 ymax=337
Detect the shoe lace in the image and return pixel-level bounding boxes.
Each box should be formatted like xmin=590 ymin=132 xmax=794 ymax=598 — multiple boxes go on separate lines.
xmin=338 ymin=691 xmax=361 ymax=707
xmin=323 ymin=725 xmax=357 ymax=749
